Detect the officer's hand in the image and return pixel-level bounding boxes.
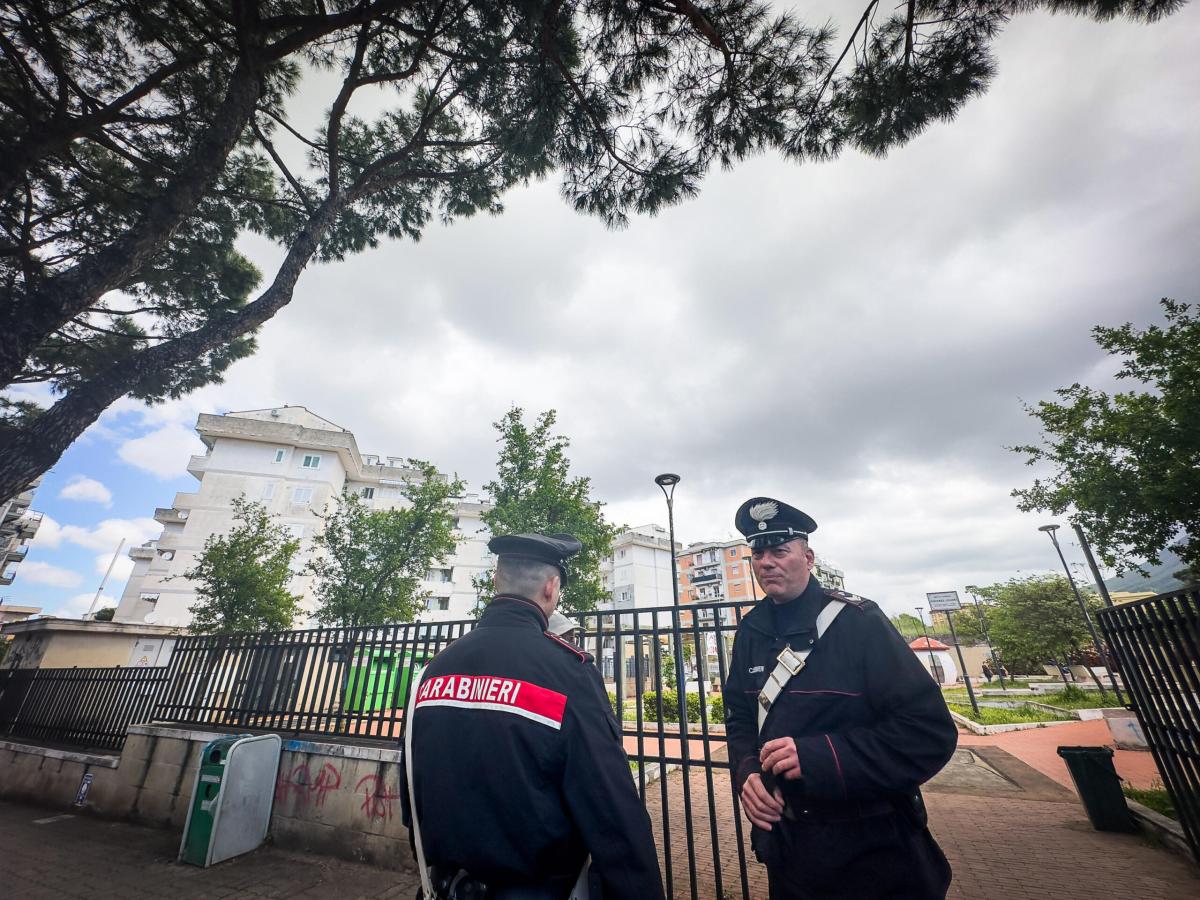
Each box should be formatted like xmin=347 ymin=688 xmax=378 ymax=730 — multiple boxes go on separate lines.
xmin=740 ymin=773 xmax=785 ymax=831
xmin=760 ymin=737 xmax=802 ymax=781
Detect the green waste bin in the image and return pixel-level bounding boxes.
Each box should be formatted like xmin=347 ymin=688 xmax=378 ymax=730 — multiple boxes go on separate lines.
xmin=1057 ymin=745 xmax=1137 ymax=833
xmin=180 ymin=734 xmax=282 ymax=867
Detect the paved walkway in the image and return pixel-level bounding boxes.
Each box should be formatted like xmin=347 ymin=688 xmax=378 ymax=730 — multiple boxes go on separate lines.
xmin=1 ymin=727 xmax=1194 ymax=899
xmin=0 ymin=800 xmax=421 ymax=899
xmin=957 ymin=718 xmax=1162 ymax=790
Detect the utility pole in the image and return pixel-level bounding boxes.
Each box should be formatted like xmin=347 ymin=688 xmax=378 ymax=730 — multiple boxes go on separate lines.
xmin=85 ymin=539 xmax=125 ymax=618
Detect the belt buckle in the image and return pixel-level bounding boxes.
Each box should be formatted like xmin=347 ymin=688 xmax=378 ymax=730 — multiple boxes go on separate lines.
xmin=777 ymin=645 xmax=805 ymax=676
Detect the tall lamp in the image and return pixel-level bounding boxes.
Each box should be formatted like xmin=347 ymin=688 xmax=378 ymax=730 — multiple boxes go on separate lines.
xmin=1038 ymin=524 xmax=1124 ymax=703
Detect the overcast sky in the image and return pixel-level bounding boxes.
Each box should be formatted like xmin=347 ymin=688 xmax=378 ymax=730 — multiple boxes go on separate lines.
xmin=12 ymin=3 xmax=1199 ymax=620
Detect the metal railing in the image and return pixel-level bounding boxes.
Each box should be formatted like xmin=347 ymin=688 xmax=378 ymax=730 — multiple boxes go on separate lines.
xmin=156 ymin=600 xmax=759 ymax=900
xmin=0 ymin=666 xmax=169 ymax=751
xmin=1098 ymin=586 xmax=1200 ymax=863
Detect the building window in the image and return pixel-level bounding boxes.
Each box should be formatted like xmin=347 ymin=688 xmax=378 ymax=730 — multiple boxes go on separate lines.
xmin=140 ymin=592 xmax=160 ymax=604
xmin=730 ymin=563 xmax=740 ymax=574
xmin=360 ymin=486 xmax=375 ymax=499
xmin=273 ymin=448 xmax=286 ymax=463
xmin=729 ymin=548 xmax=737 ymax=557
xmin=292 ymin=487 xmax=313 ymax=505
xmin=261 ymin=481 xmax=276 ymax=500
xmin=301 ymin=453 xmax=321 ymax=469
xmin=618 ymin=549 xmax=626 ymax=559
xmin=427 ymin=597 xmax=450 ymax=611
xmin=286 ymin=524 xmax=305 ymax=539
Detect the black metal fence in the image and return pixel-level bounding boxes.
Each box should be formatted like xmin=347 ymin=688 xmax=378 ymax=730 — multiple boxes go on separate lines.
xmin=0 ymin=666 xmax=169 ymax=751
xmin=156 ymin=600 xmax=759 ymax=900
xmin=1098 ymin=587 xmax=1200 ymax=863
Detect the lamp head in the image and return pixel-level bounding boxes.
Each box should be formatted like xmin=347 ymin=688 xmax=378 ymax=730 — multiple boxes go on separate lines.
xmin=654 ymin=473 xmax=680 ymax=488
xmin=1038 ymin=524 xmax=1060 ymax=533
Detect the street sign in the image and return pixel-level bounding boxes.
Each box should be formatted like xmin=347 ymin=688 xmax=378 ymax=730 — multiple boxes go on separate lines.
xmin=926 ymin=591 xmax=962 ymax=612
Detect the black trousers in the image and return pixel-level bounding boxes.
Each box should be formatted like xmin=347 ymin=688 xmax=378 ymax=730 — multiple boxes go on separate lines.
xmin=757 ymin=811 xmax=951 ymax=900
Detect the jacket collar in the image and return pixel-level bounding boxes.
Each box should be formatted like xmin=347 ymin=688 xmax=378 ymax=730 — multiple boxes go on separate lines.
xmin=482 ymin=594 xmax=550 ymax=630
xmin=743 ymin=577 xmax=826 ymax=638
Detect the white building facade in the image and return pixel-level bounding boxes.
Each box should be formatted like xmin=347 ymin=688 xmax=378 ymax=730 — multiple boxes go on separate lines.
xmin=599 ymin=524 xmax=680 ymax=613
xmin=113 ymin=407 xmax=491 ymax=628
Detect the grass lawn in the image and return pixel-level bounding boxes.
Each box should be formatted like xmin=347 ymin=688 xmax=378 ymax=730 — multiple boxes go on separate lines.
xmin=1033 ymin=688 xmax=1122 ymax=710
xmin=946 ymin=702 xmax=1073 ymax=725
xmin=1124 ymin=785 xmax=1176 ymax=820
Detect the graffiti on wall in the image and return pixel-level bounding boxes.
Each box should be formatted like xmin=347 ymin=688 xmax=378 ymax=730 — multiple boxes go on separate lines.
xmin=356 ymin=773 xmax=402 ymax=822
xmin=275 ymin=761 xmax=342 ymax=809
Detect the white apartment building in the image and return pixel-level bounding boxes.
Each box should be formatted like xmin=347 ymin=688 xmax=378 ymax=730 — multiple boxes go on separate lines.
xmin=113 ymin=407 xmax=491 ymax=628
xmin=1 ymin=478 xmax=43 ymax=589
xmin=599 ymin=524 xmax=680 ymax=612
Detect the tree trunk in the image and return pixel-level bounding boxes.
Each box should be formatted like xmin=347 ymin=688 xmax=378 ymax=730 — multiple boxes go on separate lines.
xmin=0 ymin=195 xmax=342 ymax=503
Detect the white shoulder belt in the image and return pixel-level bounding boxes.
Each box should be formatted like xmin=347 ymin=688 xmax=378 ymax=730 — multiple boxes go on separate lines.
xmin=757 ymin=599 xmax=846 ymax=732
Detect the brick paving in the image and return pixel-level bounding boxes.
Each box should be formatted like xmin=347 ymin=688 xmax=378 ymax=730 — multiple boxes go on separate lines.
xmin=2 ymin=728 xmax=1195 ymax=900
xmin=0 ymin=800 xmax=421 ymax=899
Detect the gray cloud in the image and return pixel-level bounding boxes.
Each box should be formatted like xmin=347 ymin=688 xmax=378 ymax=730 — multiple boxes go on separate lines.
xmin=113 ymin=5 xmax=1197 ymax=616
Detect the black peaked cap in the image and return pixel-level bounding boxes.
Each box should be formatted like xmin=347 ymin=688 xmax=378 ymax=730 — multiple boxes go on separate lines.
xmin=734 ymin=497 xmax=817 ymax=550
xmin=488 ymin=533 xmax=583 ymax=574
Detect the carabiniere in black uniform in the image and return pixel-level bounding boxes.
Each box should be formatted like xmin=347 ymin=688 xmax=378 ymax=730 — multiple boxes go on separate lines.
xmin=723 ymin=498 xmax=958 ymax=899
xmin=402 ymin=533 xmax=664 ymax=900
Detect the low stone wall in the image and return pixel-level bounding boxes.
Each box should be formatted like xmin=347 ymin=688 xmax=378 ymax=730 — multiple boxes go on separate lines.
xmin=0 ymin=724 xmax=414 ymax=870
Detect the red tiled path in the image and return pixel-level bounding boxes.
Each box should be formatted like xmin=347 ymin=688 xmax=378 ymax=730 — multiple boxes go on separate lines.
xmin=957 ymin=719 xmax=1163 ymax=790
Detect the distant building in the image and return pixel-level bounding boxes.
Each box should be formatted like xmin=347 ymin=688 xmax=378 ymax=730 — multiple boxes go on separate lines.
xmin=113 ymin=406 xmax=491 ymax=628
xmin=1 ymin=478 xmax=43 ymax=588
xmin=599 ymin=524 xmax=679 ymax=611
xmin=909 ymin=636 xmax=958 ymax=686
xmin=678 ymin=538 xmax=846 ymax=611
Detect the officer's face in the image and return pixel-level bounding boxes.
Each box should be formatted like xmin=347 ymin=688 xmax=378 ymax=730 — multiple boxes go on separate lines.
xmin=751 ymin=539 xmax=814 ymax=601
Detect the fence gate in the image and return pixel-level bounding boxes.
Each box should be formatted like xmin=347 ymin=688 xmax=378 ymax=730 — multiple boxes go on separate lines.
xmin=1098 ymin=586 xmax=1200 ymax=863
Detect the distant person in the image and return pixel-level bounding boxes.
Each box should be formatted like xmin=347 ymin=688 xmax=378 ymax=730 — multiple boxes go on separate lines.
xmin=403 ymin=533 xmax=663 ymax=900
xmin=547 ymin=611 xmax=580 ymax=647
xmin=722 ymin=498 xmax=958 ymax=899
xmin=981 ymin=662 xmax=994 ymax=683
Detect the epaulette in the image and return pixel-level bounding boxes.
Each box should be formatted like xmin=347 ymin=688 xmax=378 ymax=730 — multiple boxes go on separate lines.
xmin=544 ymin=630 xmax=590 ymax=662
xmin=825 ymin=588 xmax=869 ymax=608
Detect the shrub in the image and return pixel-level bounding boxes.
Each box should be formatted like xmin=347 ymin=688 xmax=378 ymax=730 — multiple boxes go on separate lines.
xmin=642 ymin=690 xmax=705 ymax=723
xmin=709 ymin=695 xmax=725 ymax=723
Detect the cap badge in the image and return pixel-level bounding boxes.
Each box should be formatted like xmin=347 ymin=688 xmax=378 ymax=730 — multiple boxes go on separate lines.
xmin=748 ymin=501 xmax=778 ymax=529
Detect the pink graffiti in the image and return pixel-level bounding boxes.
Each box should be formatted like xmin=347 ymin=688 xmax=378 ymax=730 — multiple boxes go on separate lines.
xmin=356 ymin=773 xmax=402 ymax=822
xmin=275 ymin=762 xmax=342 ymax=809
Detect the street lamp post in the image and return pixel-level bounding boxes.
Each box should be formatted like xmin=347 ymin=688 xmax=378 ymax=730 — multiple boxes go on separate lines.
xmin=1073 ymin=522 xmax=1117 ymax=609
xmin=965 ymin=585 xmax=1006 ymax=690
xmin=655 ymin=472 xmax=694 ymax=816
xmin=655 ymin=474 xmax=682 ymax=609
xmin=915 ymin=607 xmax=939 ymax=683
xmin=743 ymin=555 xmax=758 ymax=602
xmin=1038 ymin=524 xmax=1124 ymax=703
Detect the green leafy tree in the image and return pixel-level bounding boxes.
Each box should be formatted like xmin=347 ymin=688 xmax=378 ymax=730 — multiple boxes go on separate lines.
xmin=93 ymin=607 xmax=117 ymax=622
xmin=889 ymin=612 xmax=925 ymax=640
xmin=477 ymin=408 xmax=617 ymax=613
xmin=947 ymin=606 xmax=988 ymax=644
xmin=183 ymin=497 xmax=302 ymax=633
xmin=308 ymin=462 xmax=464 ymax=627
xmin=975 ymin=575 xmax=1102 ymax=676
xmin=0 ymin=1 xmax=1184 ymax=504
xmin=1013 ymin=298 xmax=1200 ymax=574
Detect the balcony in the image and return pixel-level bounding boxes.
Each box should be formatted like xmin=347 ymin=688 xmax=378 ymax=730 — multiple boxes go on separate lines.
xmin=3 ymin=544 xmax=29 ymax=563
xmin=129 ymin=543 xmax=158 ymax=561
xmin=690 ymin=571 xmax=720 ymax=585
xmin=186 ymin=454 xmax=209 ymax=479
xmin=154 ymin=507 xmax=189 ymax=525
xmin=16 ymin=511 xmax=42 ymax=538
xmin=0 ymin=568 xmax=14 ymax=585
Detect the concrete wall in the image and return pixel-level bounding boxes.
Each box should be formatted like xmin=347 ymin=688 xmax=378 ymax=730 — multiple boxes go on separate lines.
xmin=0 ymin=725 xmax=414 ymax=870
xmin=3 ymin=630 xmax=137 ymax=669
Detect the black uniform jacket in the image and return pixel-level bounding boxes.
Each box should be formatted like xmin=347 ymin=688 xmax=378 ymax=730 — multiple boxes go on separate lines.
xmin=723 ymin=579 xmax=958 ymax=897
xmin=404 ymin=595 xmax=664 ymax=899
